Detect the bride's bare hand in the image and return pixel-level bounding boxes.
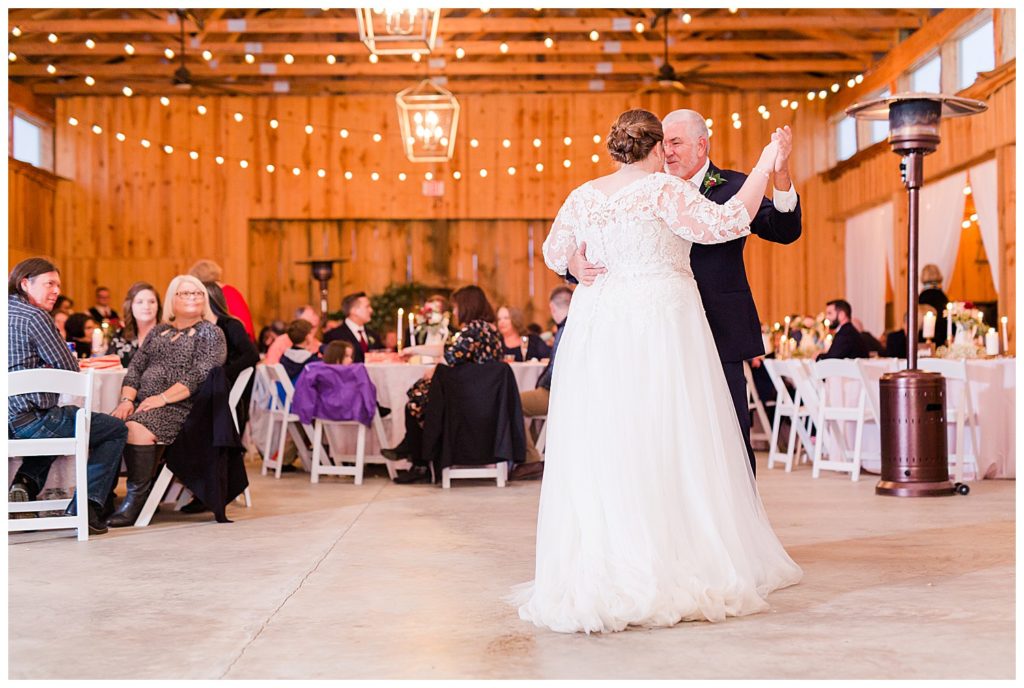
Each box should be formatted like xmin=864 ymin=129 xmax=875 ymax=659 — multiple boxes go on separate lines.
xmin=756 ymin=140 xmax=778 ymax=173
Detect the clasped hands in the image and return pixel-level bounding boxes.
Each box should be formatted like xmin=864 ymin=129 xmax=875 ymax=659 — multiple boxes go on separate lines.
xmin=110 ymin=393 xmax=168 ymax=420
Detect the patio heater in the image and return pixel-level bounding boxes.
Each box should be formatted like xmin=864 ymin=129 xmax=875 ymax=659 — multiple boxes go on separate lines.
xmin=846 ymin=93 xmax=986 ymax=497
xmin=296 ymin=258 xmax=346 ymax=323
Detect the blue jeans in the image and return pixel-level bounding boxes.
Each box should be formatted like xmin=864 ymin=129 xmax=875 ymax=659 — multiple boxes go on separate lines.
xmin=9 ymin=406 xmax=127 ymax=506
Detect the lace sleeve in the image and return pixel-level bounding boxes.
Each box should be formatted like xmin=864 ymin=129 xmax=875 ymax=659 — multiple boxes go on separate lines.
xmin=542 ymin=190 xmax=580 ymax=275
xmin=656 ymin=175 xmax=752 ymax=245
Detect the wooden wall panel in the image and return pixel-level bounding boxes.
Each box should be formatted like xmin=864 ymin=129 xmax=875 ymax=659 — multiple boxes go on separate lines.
xmin=7 ymin=159 xmax=57 ymax=269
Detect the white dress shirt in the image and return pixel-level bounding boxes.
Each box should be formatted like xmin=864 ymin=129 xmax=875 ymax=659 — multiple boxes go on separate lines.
xmin=686 ymin=158 xmax=798 ymax=213
xmin=345 ymin=318 xmax=367 ymax=344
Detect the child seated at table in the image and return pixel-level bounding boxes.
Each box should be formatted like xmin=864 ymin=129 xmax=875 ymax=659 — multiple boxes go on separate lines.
xmin=280 ymin=319 xmax=320 ymax=382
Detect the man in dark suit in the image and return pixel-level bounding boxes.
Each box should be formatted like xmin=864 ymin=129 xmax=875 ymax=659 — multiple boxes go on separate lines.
xmin=569 ymin=109 xmax=801 ymax=477
xmin=320 ymin=291 xmax=384 ymax=363
xmin=818 ymin=299 xmax=870 ymax=360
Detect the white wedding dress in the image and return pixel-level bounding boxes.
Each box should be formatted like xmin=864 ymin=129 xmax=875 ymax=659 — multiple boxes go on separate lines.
xmin=512 ymin=172 xmax=803 ymax=633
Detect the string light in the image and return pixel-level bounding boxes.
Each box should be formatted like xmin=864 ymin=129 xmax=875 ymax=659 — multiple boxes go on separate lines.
xmin=369 ymin=54 xmax=379 ymax=64
xmin=507 ymin=166 xmax=516 ymax=175
xmin=234 ymin=112 xmax=244 ymax=122
xmin=202 ymin=50 xmax=213 ymax=61
xmin=411 ymin=51 xmax=421 ymax=62
xmin=292 ymin=167 xmax=301 ymax=176
xmin=533 ymin=138 xmax=542 ymax=148
xmin=85 ymin=76 xmax=95 ymax=86
xmin=818 ymin=89 xmax=827 ymax=99
xmin=682 ymin=13 xmax=692 ymax=23
xmin=847 ymin=78 xmax=856 ymax=88
xmin=635 ymin=22 xmax=645 ymax=33
xmin=563 ymin=159 xmax=572 ymax=168
xmin=729 ymin=7 xmax=738 ymax=13
xmin=189 ymin=150 xmax=199 ymax=160
xmin=245 ymin=53 xmax=255 ymax=64
xmin=502 ymin=138 xmax=511 ymax=148
xmin=970 ymin=213 xmax=978 ymax=221
xmin=163 ymin=145 xmax=173 ymax=154
xmin=789 ymin=101 xmax=798 ymax=110
xmin=91 ymin=124 xmax=102 ymax=135
xmin=339 ymin=128 xmax=350 ymax=138
xmin=757 ymin=105 xmax=766 ymax=114
xmin=705 ymin=118 xmax=713 ymax=128
xmin=317 ymin=168 xmax=326 ymax=178
xmin=761 ymin=111 xmax=770 ymax=119
xmin=591 ymin=154 xmax=600 ymax=163
xmin=731 ymin=112 xmax=740 ymax=121
xmin=593 ymin=134 xmax=601 ymax=144
xmin=453 ymin=171 xmax=462 ymax=180
xmin=499 ymin=42 xmax=509 ymax=54
xmin=115 ymin=132 xmax=126 ymax=141
xmin=164 ymin=48 xmax=175 ymax=60
xmin=855 ymin=74 xmax=864 ymax=84
xmin=807 ymin=91 xmax=816 ymax=101
xmin=215 ymin=156 xmax=225 ymax=165
xmin=589 ymin=30 xmax=599 ymax=41
xmin=372 ymin=133 xmax=382 ymax=142
xmin=479 ymin=168 xmax=488 ymax=177
xmin=780 ymin=99 xmax=789 ymax=108
xmin=535 ymin=163 xmax=544 ymax=172
xmin=283 ymin=53 xmax=294 ymax=64
xmin=455 ymin=47 xmax=466 ymax=59
xmin=398 ymin=172 xmax=407 ymax=181
xmin=239 ymin=159 xmax=248 ymax=168
xmin=305 ymin=124 xmax=314 ymax=134
xmin=48 ymin=33 xmax=58 ymax=44
xmin=122 ymin=86 xmax=133 ymax=97
xmin=544 ymin=37 xmax=554 ymax=48
xmin=733 ymin=120 xmax=742 ymax=129
xmin=124 ymin=42 xmax=135 ymax=55
xmin=160 ymin=96 xmax=170 ymax=107
xmin=345 ymin=171 xmax=353 ymax=180
xmin=831 ymin=83 xmax=840 ymax=92
xmin=11 ymin=26 xmax=22 ymax=37
xmin=140 ymin=138 xmax=150 ymax=148
xmin=46 ymin=64 xmax=56 ymax=74
xmin=470 ymin=138 xmax=479 ymax=147
xmin=563 ymin=136 xmax=572 ymax=145
xmin=266 ymin=164 xmax=275 ymax=173
xmin=270 ymin=119 xmax=279 ymax=129
xmin=68 ymin=117 xmax=79 ymax=126
xmin=962 ymin=185 xmax=972 ymax=195
xmin=196 ymin=104 xmax=207 ymax=115
xmin=371 ymin=172 xmax=380 ymax=181
xmin=326 ymin=54 xmax=336 ymax=64
xmin=961 ymin=220 xmax=971 ymax=229
xmin=425 ymin=172 xmax=433 ymax=180
xmin=8 ymin=51 xmax=17 ymax=62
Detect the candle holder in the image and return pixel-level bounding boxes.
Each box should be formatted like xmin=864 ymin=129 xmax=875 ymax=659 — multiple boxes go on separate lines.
xmin=847 ymin=93 xmax=986 ymax=498
xmin=296 ymin=258 xmax=346 ymax=323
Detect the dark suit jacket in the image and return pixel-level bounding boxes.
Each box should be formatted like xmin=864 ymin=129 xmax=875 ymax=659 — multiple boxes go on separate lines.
xmin=818 ymin=323 xmax=870 ymax=360
xmin=693 ymin=162 xmax=802 ymax=363
xmin=321 ymin=323 xmax=383 ymax=363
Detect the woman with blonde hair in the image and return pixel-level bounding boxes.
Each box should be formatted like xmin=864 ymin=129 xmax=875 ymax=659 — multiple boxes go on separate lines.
xmin=107 ymin=274 xmax=227 ymax=526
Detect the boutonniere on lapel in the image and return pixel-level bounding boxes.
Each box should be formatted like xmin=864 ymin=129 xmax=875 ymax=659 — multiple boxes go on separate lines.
xmin=702 ymin=170 xmax=726 ymax=192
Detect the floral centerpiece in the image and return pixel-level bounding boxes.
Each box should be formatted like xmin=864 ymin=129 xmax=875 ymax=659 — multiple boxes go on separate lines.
xmin=413 ymin=300 xmax=451 ymax=345
xmin=767 ymin=312 xmax=832 ymax=358
xmin=938 ymin=301 xmax=989 ymax=359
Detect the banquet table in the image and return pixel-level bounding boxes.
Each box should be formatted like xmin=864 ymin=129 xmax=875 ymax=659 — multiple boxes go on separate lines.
xmin=771 ymin=357 xmax=1015 ymax=480
xmin=245 ymin=360 xmax=547 ymax=460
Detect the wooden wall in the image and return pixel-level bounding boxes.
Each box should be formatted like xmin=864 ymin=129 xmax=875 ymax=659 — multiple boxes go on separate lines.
xmin=8 ymin=158 xmax=58 ymax=269
xmin=31 ymin=90 xmax=831 ymax=328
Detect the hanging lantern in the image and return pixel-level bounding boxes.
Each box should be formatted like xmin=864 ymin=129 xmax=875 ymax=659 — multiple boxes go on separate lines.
xmin=356 ymin=6 xmax=440 ymax=56
xmin=396 ymin=79 xmax=460 ymax=162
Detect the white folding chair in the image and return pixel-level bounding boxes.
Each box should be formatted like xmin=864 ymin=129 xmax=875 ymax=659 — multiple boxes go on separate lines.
xmin=442 ymin=462 xmax=509 ymax=488
xmin=808 ymin=359 xmax=879 ymax=481
xmin=762 ymin=359 xmax=812 ymax=472
xmin=918 ymin=358 xmax=979 ymax=482
xmin=744 ymin=361 xmax=774 ymax=449
xmin=311 ymin=408 xmax=395 ymax=485
xmin=229 ymin=367 xmax=254 ymax=507
xmin=260 ymin=364 xmax=314 ymax=478
xmin=532 ymin=415 xmax=548 ymax=454
xmin=8 ymin=369 xmax=95 ymax=541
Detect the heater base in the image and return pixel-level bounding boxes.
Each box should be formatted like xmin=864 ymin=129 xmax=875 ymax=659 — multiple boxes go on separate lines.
xmin=876 ymin=480 xmax=956 ymax=497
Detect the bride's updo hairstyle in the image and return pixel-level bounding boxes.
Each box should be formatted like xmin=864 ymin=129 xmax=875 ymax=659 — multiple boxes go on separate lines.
xmin=606 ymin=108 xmax=664 ymax=164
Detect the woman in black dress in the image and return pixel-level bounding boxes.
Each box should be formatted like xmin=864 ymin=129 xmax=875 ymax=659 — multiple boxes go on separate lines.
xmin=105 ymin=282 xmax=161 ymax=368
xmin=497 ymin=305 xmax=552 ymax=361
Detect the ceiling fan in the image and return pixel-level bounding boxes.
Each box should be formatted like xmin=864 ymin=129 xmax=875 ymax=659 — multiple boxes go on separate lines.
xmin=634 ymin=10 xmax=730 ymax=95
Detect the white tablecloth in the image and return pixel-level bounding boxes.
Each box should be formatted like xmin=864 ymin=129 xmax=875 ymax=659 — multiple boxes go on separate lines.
xmin=773 ymin=357 xmax=1016 ymax=479
xmin=245 ymin=361 xmax=547 ymax=458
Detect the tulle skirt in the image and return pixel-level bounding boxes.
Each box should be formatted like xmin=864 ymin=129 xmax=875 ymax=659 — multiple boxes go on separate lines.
xmin=511 ymin=271 xmax=802 ymax=633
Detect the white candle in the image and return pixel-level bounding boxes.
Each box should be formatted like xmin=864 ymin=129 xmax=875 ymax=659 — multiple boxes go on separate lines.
xmin=91 ymin=326 xmax=104 ymax=355
xmin=408 ymin=312 xmax=416 ymax=345
xmin=762 ymin=332 xmax=774 ymax=354
xmin=783 ymin=315 xmax=791 ymax=339
xmin=397 ymin=308 xmax=404 ymax=352
xmin=946 ymin=303 xmax=953 ymax=341
xmin=922 ymin=311 xmax=936 ymax=339
xmin=1001 ymin=316 xmax=1009 ymax=352
xmin=824 ymin=333 xmax=833 ymax=352
xmin=986 ymin=329 xmax=999 ymax=356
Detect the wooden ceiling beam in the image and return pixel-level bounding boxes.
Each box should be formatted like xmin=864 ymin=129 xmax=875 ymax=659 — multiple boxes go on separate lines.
xmin=8 ymin=14 xmax=926 ymax=36
xmin=11 ymin=38 xmax=895 ymax=58
xmin=11 ymin=57 xmax=867 ymax=80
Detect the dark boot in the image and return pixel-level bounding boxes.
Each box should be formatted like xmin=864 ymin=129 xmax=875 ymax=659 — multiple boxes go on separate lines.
xmin=65 ymin=498 xmax=109 ymax=535
xmin=107 ymin=444 xmax=160 ymax=528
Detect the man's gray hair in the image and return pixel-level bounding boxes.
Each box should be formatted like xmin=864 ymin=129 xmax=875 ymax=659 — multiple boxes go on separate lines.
xmin=663 ymin=109 xmax=710 ymax=147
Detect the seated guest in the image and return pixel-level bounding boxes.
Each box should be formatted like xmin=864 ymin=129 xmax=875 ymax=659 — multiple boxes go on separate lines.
xmin=322 ymin=340 xmax=355 ymax=365
xmin=8 ymin=257 xmax=128 ymax=535
xmin=919 ymin=264 xmax=950 ymax=346
xmin=64 ymin=312 xmax=98 ymax=358
xmin=497 ymin=305 xmax=552 ymax=362
xmin=384 ymin=285 xmax=504 ymax=483
xmin=321 ymin=292 xmax=384 ymax=362
xmin=258 ymin=320 xmax=286 ymax=356
xmin=204 ymin=281 xmax=259 ymax=386
xmin=107 ymin=275 xmax=227 ymax=527
xmin=882 ymin=305 xmax=933 ymax=359
xmin=190 ymin=258 xmax=256 ymax=341
xmin=53 ymin=311 xmax=68 ymax=339
xmin=818 ymin=299 xmax=870 ymax=360
xmin=280 ymin=319 xmax=320 ymax=382
xmin=511 ymin=286 xmax=573 ymax=480
xmin=407 ymin=294 xmax=451 ymax=347
xmin=852 ymin=318 xmax=884 ymax=355
xmin=265 ymin=305 xmax=320 ymax=365
xmin=88 ymin=285 xmax=121 ymax=329
xmin=527 ymin=322 xmax=543 ymax=337
xmin=53 ymin=294 xmax=74 ymax=315
xmin=105 ymin=281 xmax=161 ymax=368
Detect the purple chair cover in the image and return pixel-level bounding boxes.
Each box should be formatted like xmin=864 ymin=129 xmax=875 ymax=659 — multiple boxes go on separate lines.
xmin=291 ymin=362 xmax=377 ymax=427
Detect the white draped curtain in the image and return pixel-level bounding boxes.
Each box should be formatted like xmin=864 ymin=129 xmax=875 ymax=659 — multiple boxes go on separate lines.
xmin=969 ymin=158 xmax=1000 ymax=294
xmin=845 ymin=203 xmax=891 ymax=336
xmin=919 ymin=171 xmax=968 ymax=290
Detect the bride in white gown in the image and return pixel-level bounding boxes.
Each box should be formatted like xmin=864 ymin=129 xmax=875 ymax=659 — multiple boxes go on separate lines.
xmin=512 ymin=108 xmax=802 ymax=634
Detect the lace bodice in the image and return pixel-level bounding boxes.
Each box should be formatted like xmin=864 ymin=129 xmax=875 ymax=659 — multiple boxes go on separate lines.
xmin=542 ymin=172 xmax=752 ymax=276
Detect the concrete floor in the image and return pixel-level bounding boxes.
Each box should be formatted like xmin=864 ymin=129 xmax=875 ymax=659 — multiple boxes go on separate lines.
xmin=8 ymin=453 xmax=1015 ymax=680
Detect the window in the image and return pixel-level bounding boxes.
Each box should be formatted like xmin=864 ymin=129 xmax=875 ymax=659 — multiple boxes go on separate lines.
xmin=836 ymin=116 xmax=857 ymax=162
xmin=12 ymin=114 xmax=42 ymax=168
xmin=910 ymin=55 xmax=941 ymax=93
xmin=867 ymin=89 xmax=891 ymax=147
xmin=958 ymin=20 xmax=995 ymax=89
